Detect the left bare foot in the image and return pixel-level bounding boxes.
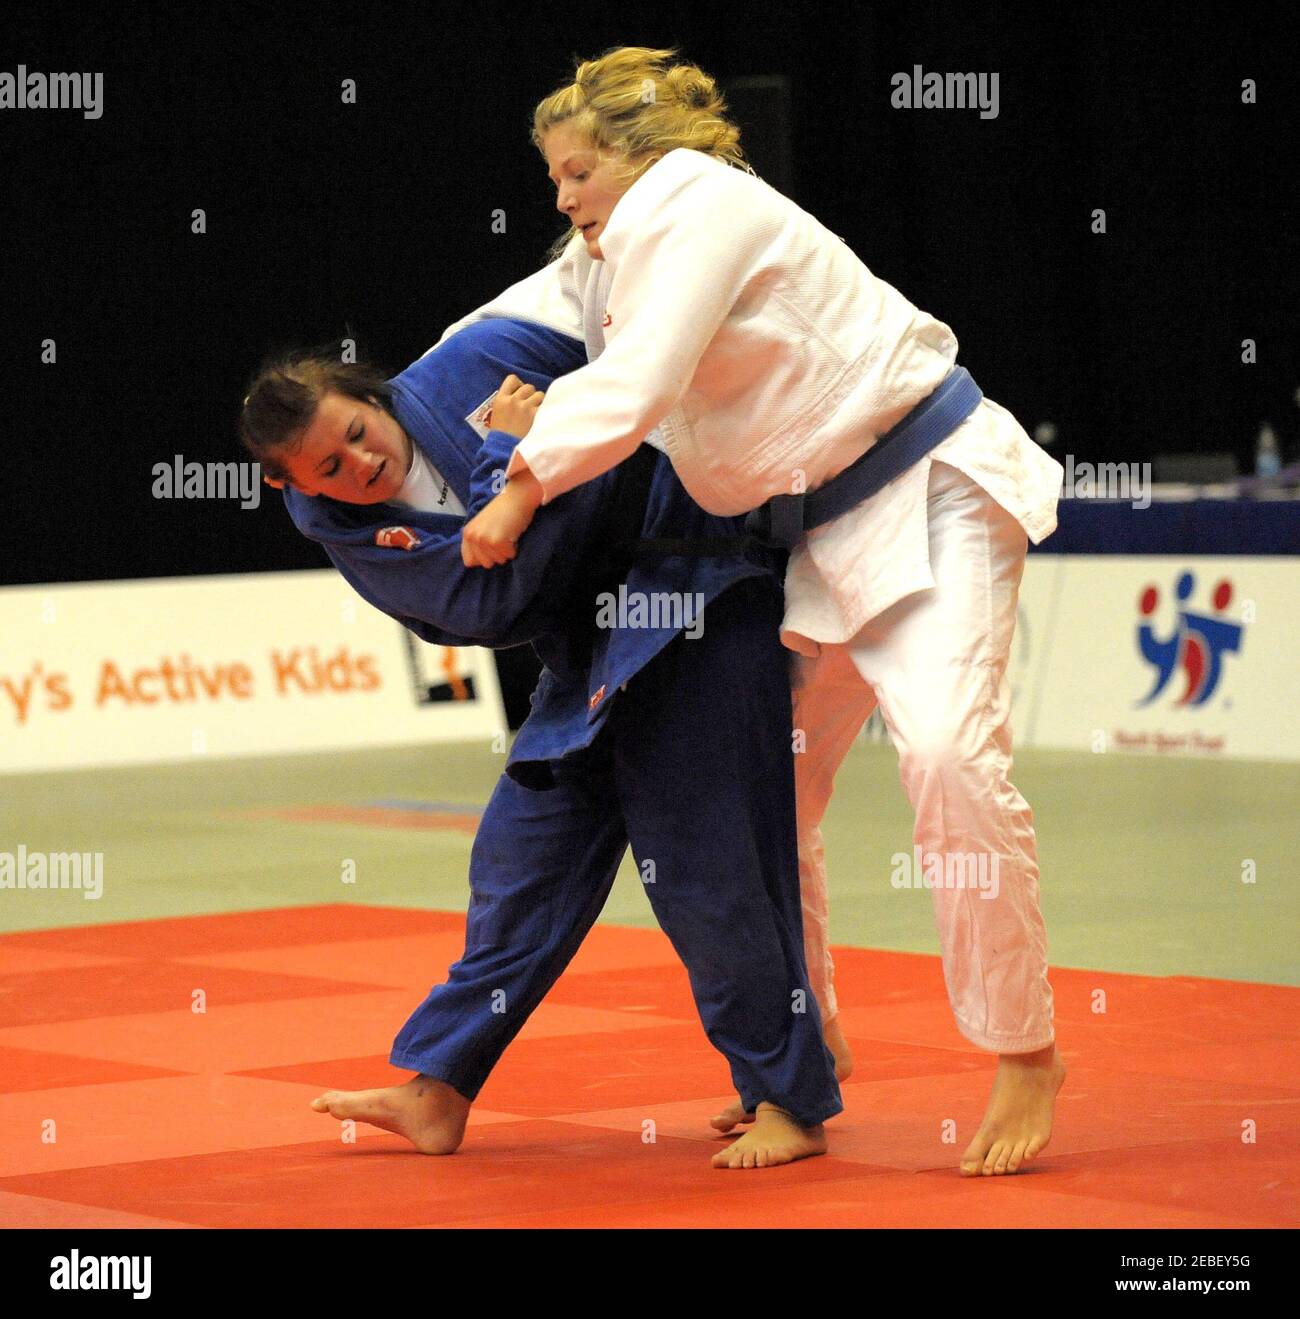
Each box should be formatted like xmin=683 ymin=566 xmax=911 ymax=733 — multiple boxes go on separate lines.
xmin=959 ymin=1044 xmax=1066 ymax=1176
xmin=711 ymin=1102 xmax=827 ymax=1170
xmin=310 ymin=1075 xmax=469 ymax=1154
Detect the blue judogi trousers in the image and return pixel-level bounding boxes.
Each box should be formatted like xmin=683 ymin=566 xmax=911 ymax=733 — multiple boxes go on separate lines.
xmin=389 ymin=577 xmax=844 ymax=1128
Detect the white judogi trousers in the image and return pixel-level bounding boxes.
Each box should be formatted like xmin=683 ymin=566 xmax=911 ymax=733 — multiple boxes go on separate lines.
xmin=794 ymin=460 xmax=1055 ymax=1054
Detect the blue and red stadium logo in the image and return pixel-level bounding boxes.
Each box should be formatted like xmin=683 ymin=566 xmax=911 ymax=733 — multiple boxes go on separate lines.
xmin=1137 ymin=571 xmax=1243 ymax=707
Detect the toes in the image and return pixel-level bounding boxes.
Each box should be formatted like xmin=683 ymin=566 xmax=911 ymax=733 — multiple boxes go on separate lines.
xmin=960 ymin=1135 xmax=990 ymax=1176
xmin=715 ymin=1139 xmax=761 ymax=1170
xmin=713 ymin=1132 xmax=819 ymax=1170
xmin=1006 ymin=1139 xmax=1030 ymax=1173
xmin=982 ymin=1141 xmax=1008 ymax=1175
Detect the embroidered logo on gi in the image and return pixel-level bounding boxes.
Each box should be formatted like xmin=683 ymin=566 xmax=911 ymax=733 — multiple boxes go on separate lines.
xmin=601 ymin=310 xmax=612 ymax=328
xmin=588 ymin=684 xmax=606 ymax=711
xmin=465 ymin=391 xmax=497 ymax=441
xmin=375 ymin=526 xmax=421 ymax=551
xmin=1136 ymin=571 xmax=1243 ymax=707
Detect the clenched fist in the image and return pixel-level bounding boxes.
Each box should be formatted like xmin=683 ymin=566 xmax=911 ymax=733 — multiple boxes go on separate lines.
xmin=461 ymin=468 xmax=545 ymax=568
xmin=488 ymin=374 xmax=545 ymax=439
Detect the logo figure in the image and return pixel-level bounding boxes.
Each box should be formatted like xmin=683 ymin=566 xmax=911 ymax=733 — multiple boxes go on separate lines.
xmin=1137 ymin=571 xmax=1242 ymax=707
xmin=375 ymin=526 xmax=420 ymax=551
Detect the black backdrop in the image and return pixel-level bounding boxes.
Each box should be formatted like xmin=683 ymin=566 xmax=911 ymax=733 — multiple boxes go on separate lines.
xmin=3 ymin=1 xmax=1295 ymax=591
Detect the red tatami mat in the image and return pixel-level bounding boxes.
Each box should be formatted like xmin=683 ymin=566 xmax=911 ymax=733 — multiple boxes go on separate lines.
xmin=0 ymin=905 xmax=1296 ymax=1227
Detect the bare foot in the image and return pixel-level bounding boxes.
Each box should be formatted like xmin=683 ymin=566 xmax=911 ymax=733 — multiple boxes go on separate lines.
xmin=959 ymin=1044 xmax=1066 ymax=1176
xmin=710 ymin=1098 xmax=756 ymax=1133
xmin=711 ymin=1102 xmax=827 ymax=1169
xmin=310 ymin=1074 xmax=470 ymax=1155
xmin=711 ymin=1015 xmax=853 ymax=1133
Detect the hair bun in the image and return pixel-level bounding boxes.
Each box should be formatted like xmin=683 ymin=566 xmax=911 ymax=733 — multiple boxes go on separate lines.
xmin=667 ymin=65 xmax=715 ymax=109
xmin=573 ymin=59 xmax=598 ymax=98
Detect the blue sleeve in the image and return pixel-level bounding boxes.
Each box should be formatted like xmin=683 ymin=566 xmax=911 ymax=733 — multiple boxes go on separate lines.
xmin=301 ymin=460 xmax=610 ymax=651
xmin=318 ymin=487 xmax=603 ymax=648
xmin=323 ymin=544 xmax=559 ymax=650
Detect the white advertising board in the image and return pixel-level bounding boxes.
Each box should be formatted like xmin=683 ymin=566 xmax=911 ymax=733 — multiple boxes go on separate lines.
xmin=0 ymin=571 xmax=505 ymax=772
xmin=1015 ymin=556 xmax=1296 ymax=761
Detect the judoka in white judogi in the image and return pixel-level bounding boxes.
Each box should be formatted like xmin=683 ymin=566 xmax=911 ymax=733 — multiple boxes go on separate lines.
xmin=459 ymin=148 xmax=1064 ymax=1055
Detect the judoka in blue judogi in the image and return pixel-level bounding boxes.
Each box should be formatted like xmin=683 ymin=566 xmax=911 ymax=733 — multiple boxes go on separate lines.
xmin=277 ymin=317 xmax=842 ymax=1136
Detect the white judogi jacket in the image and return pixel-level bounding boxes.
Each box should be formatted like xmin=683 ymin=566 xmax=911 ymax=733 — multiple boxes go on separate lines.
xmin=448 ymin=148 xmax=1063 ymax=652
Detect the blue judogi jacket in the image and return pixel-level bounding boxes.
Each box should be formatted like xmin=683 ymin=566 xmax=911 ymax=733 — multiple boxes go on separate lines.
xmin=284 ymin=318 xmax=778 ymax=785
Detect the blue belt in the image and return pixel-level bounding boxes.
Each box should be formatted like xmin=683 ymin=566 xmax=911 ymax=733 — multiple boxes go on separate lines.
xmin=744 ymin=365 xmax=983 ymax=550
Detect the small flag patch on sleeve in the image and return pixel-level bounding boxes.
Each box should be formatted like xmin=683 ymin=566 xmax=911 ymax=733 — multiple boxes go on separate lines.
xmin=465 ymin=391 xmax=498 ymax=440
xmin=375 ymin=526 xmax=421 ymax=551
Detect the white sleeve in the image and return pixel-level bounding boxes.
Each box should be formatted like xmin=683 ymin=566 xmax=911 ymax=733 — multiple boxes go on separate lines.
xmin=422 ymin=233 xmax=592 ymax=357
xmin=506 ymin=157 xmax=781 ymax=501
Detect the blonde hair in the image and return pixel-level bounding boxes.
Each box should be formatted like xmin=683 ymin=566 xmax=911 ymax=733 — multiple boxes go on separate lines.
xmin=533 ymin=46 xmax=748 ymax=189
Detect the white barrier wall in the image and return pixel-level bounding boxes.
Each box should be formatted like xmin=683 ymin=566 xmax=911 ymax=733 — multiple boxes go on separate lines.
xmin=1012 ymin=555 xmax=1298 ymax=762
xmin=0 ymin=571 xmax=505 ymax=772
xmin=4 ymin=556 xmax=1295 ymax=771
